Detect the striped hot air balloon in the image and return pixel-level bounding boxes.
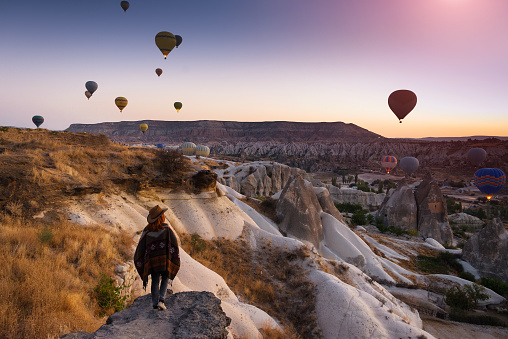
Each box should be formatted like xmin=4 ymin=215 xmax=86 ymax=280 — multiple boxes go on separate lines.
xmin=115 ymin=97 xmax=128 ymax=112
xmin=196 ymin=145 xmax=210 ymax=157
xmin=181 ymin=142 xmax=196 ymax=156
xmin=381 ymin=156 xmax=397 ymax=174
xmin=474 ymin=168 xmax=506 ymax=200
xmin=155 ymin=31 xmax=176 ymax=59
xmin=32 ymin=115 xmax=44 ymax=128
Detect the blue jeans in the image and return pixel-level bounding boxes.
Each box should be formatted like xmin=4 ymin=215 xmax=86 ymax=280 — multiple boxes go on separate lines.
xmin=151 ymin=272 xmax=170 ymax=307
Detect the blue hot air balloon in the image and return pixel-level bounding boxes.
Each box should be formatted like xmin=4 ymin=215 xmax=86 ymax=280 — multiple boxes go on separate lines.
xmin=474 ymin=168 xmax=506 ymax=199
xmin=157 ymin=143 xmax=164 ymax=149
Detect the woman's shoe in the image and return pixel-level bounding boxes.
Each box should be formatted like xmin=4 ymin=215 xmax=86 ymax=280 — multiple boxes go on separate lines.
xmin=157 ymin=301 xmax=166 ymax=310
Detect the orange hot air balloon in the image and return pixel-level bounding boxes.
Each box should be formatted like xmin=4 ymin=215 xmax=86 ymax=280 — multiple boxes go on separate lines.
xmin=85 ymin=91 xmax=92 ymax=100
xmin=155 ymin=68 xmax=163 ymax=77
xmin=388 ymin=90 xmax=417 ymax=123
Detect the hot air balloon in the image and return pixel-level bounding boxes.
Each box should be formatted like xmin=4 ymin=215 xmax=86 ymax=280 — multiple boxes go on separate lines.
xmin=196 ymin=145 xmax=210 ymax=157
xmin=120 ymin=1 xmax=129 ymax=12
xmin=32 ymin=115 xmax=44 ymax=128
xmin=155 ymin=31 xmax=176 ymax=59
xmin=399 ymin=157 xmax=419 ymax=177
xmin=474 ymin=168 xmax=506 ymax=200
xmin=381 ymin=156 xmax=397 ymax=174
xmin=181 ymin=142 xmax=196 ymax=156
xmin=155 ymin=68 xmax=163 ymax=77
xmin=174 ymin=102 xmax=182 ymax=112
xmin=175 ymin=35 xmax=183 ymax=48
xmin=157 ymin=143 xmax=164 ymax=149
xmin=85 ymin=81 xmax=98 ymax=96
xmin=85 ymin=91 xmax=92 ymax=100
xmin=139 ymin=124 xmax=148 ymax=134
xmin=388 ymin=90 xmax=417 ymax=123
xmin=467 ymin=148 xmax=487 ymax=167
xmin=115 ymin=97 xmax=128 ymax=112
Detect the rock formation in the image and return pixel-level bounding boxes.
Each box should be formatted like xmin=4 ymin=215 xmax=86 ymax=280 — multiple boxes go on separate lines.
xmin=462 ymin=218 xmax=508 ymax=283
xmin=414 ymin=173 xmax=453 ymax=245
xmin=61 ymin=292 xmax=231 ymax=339
xmin=276 ymin=176 xmax=323 ymax=247
xmin=448 ymin=213 xmax=484 ymax=230
xmin=376 ymin=179 xmax=418 ymax=231
xmin=314 ymin=187 xmax=346 ymax=223
xmin=327 ymin=185 xmax=385 ymax=211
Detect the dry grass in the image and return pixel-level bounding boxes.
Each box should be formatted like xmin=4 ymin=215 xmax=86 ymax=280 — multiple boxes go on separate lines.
xmin=180 ymin=233 xmax=321 ymax=338
xmin=0 ymin=216 xmax=133 ymax=339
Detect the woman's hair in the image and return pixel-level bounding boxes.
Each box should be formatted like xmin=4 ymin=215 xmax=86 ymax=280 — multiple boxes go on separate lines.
xmin=145 ymin=214 xmax=166 ymax=232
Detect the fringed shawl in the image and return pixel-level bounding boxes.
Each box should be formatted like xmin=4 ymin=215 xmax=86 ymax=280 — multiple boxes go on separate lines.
xmin=134 ymin=224 xmax=180 ymax=289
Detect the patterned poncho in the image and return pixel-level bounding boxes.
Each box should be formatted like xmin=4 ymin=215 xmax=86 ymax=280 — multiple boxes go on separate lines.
xmin=134 ymin=224 xmax=180 ymax=289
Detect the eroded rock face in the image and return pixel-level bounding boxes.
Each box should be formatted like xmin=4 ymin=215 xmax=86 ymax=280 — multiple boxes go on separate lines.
xmin=414 ymin=173 xmax=453 ymax=245
xmin=314 ymin=187 xmax=346 ymax=223
xmin=61 ymin=292 xmax=231 ymax=339
xmin=326 ymin=185 xmax=385 ymax=211
xmin=463 ymin=218 xmax=508 ymax=283
xmin=276 ymin=176 xmax=323 ymax=247
xmin=376 ymin=179 xmax=417 ymax=231
xmin=448 ymin=213 xmax=485 ymax=230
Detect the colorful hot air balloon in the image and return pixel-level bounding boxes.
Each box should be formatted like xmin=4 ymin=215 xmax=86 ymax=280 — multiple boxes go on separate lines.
xmin=467 ymin=148 xmax=487 ymax=167
xmin=181 ymin=142 xmax=196 ymax=156
xmin=474 ymin=168 xmax=506 ymax=200
xmin=155 ymin=68 xmax=163 ymax=77
xmin=120 ymin=1 xmax=129 ymax=12
xmin=85 ymin=91 xmax=92 ymax=100
xmin=175 ymin=35 xmax=183 ymax=48
xmin=115 ymin=97 xmax=128 ymax=112
xmin=381 ymin=156 xmax=397 ymax=174
xmin=399 ymin=157 xmax=419 ymax=177
xmin=157 ymin=143 xmax=164 ymax=149
xmin=174 ymin=102 xmax=182 ymax=112
xmin=85 ymin=81 xmax=98 ymax=96
xmin=155 ymin=31 xmax=176 ymax=59
xmin=388 ymin=90 xmax=417 ymax=123
xmin=196 ymin=145 xmax=210 ymax=157
xmin=32 ymin=115 xmax=44 ymax=128
xmin=139 ymin=124 xmax=148 ymax=134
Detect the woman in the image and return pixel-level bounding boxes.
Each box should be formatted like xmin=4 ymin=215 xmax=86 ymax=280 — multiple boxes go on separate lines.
xmin=134 ymin=205 xmax=180 ymax=310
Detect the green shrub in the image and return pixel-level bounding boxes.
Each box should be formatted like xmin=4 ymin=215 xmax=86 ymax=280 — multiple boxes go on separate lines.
xmin=38 ymin=227 xmax=54 ymax=244
xmin=449 ymin=310 xmax=507 ymax=327
xmin=415 ymin=252 xmax=463 ymax=274
xmin=0 ymin=127 xmax=9 ymax=132
xmin=458 ymin=271 xmax=476 ymax=282
xmin=351 ymin=210 xmax=367 ymax=226
xmin=190 ymin=233 xmax=207 ymax=254
xmin=445 ymin=284 xmax=489 ymax=310
xmin=479 ymin=277 xmax=508 ymax=297
xmin=94 ymin=274 xmax=129 ymax=315
xmin=335 ymin=202 xmax=364 ymax=214
xmin=366 ymin=214 xmax=374 ymax=224
xmin=407 ymin=229 xmax=418 ymax=237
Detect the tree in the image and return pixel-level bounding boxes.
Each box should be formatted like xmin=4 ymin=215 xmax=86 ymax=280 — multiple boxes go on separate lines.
xmin=377 ymin=180 xmax=384 ymax=194
xmin=354 ymin=173 xmax=358 ymax=184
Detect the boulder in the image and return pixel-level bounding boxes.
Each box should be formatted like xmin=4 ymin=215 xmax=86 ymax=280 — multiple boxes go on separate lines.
xmin=276 ymin=176 xmax=323 ymax=247
xmin=462 ymin=218 xmax=508 ymax=283
xmin=448 ymin=213 xmax=484 ymax=230
xmin=61 ymin=292 xmax=231 ymax=339
xmin=376 ymin=179 xmax=417 ymax=231
xmin=326 ymin=185 xmax=385 ymax=211
xmin=414 ymin=173 xmax=453 ymax=245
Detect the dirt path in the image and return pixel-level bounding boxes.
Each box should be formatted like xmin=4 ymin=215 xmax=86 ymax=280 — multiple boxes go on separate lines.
xmin=422 ymin=317 xmax=508 ymax=339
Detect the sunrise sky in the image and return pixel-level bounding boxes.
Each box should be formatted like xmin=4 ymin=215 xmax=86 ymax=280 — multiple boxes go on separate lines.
xmin=1 ymin=0 xmax=507 ymax=138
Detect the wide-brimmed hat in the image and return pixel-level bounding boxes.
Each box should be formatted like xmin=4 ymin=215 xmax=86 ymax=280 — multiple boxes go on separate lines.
xmin=147 ymin=205 xmax=168 ymax=223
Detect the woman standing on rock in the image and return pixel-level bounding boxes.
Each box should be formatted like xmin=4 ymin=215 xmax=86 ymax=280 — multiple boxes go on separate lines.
xmin=134 ymin=205 xmax=180 ymax=310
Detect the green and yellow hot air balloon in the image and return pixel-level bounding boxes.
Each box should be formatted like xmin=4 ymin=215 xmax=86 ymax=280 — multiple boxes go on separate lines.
xmin=181 ymin=142 xmax=196 ymax=156
xmin=196 ymin=145 xmax=210 ymax=157
xmin=115 ymin=97 xmax=128 ymax=112
xmin=139 ymin=124 xmax=148 ymax=134
xmin=155 ymin=31 xmax=176 ymax=59
xmin=174 ymin=102 xmax=182 ymax=112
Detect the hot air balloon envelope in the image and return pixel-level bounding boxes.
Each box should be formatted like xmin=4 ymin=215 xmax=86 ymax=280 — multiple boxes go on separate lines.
xmin=85 ymin=81 xmax=98 ymax=95
xmin=115 ymin=97 xmax=128 ymax=112
xmin=399 ymin=157 xmax=419 ymax=176
xmin=381 ymin=156 xmax=397 ymax=174
xmin=467 ymin=148 xmax=487 ymax=167
xmin=196 ymin=145 xmax=210 ymax=157
xmin=157 ymin=143 xmax=164 ymax=149
xmin=175 ymin=35 xmax=183 ymax=48
xmin=155 ymin=68 xmax=163 ymax=77
xmin=139 ymin=124 xmax=148 ymax=133
xmin=32 ymin=115 xmax=44 ymax=128
xmin=155 ymin=31 xmax=176 ymax=59
xmin=388 ymin=90 xmax=417 ymax=123
xmin=85 ymin=91 xmax=92 ymax=100
xmin=174 ymin=102 xmax=182 ymax=112
xmin=182 ymin=142 xmax=196 ymax=156
xmin=474 ymin=168 xmax=506 ymax=199
xmin=120 ymin=1 xmax=129 ymax=11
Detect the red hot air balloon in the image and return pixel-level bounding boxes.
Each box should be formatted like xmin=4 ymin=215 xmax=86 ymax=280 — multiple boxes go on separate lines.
xmin=155 ymin=68 xmax=163 ymax=77
xmin=388 ymin=90 xmax=417 ymax=123
xmin=120 ymin=1 xmax=129 ymax=12
xmin=381 ymin=156 xmax=397 ymax=174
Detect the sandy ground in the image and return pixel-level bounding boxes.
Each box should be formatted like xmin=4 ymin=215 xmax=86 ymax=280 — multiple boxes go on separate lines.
xmin=422 ymin=317 xmax=508 ymax=339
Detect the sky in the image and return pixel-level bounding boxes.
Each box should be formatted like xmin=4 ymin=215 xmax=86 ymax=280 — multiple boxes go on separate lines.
xmin=1 ymin=0 xmax=507 ymax=138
